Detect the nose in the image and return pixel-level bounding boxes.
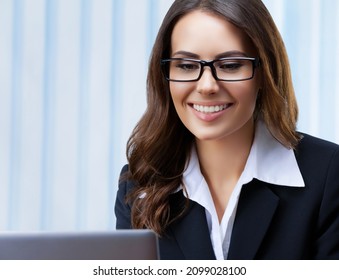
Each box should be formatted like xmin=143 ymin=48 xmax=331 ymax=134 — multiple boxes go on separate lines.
xmin=196 ymin=68 xmax=219 ymax=95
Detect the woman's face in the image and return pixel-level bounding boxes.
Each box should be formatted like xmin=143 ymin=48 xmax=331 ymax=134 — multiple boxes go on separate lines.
xmin=169 ymin=10 xmax=260 ymax=142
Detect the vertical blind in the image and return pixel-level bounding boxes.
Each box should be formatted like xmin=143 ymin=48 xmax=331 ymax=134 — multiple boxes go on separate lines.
xmin=0 ymin=0 xmax=338 ymax=231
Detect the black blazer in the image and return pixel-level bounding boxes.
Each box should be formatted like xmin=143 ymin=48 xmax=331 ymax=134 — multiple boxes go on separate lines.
xmin=115 ymin=133 xmax=339 ymax=259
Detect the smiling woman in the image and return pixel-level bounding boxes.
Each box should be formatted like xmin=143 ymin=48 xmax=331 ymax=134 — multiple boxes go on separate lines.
xmin=115 ymin=0 xmax=339 ymax=260
xmin=169 ymin=10 xmax=260 ymax=145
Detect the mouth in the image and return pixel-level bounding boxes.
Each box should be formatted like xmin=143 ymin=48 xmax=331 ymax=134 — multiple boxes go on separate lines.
xmin=191 ymin=103 xmax=233 ymax=114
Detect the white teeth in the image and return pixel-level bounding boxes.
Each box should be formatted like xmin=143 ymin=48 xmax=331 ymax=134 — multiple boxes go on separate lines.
xmin=193 ymin=104 xmax=228 ymax=113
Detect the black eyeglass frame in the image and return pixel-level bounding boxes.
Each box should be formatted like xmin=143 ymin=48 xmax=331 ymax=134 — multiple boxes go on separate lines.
xmin=161 ymin=57 xmax=260 ymax=82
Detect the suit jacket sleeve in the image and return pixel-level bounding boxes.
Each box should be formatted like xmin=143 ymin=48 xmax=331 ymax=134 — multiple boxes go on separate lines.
xmin=315 ymin=148 xmax=339 ymax=259
xmin=115 ymin=165 xmax=133 ymax=229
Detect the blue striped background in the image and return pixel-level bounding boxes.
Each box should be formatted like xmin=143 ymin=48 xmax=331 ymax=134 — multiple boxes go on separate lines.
xmin=40 ymin=0 xmax=57 ymax=231
xmin=76 ymin=0 xmax=91 ymax=230
xmin=8 ymin=0 xmax=23 ymax=230
xmin=0 ymin=0 xmax=338 ymax=231
xmin=110 ymin=0 xmax=124 ymax=230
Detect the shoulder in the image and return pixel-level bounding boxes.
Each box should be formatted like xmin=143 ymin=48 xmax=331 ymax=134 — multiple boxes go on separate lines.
xmin=295 ymin=133 xmax=339 ymax=161
xmin=297 ymin=132 xmax=339 ymax=151
xmin=116 ymin=164 xmax=138 ymax=210
xmin=118 ymin=164 xmax=136 ymax=193
xmin=295 ymin=133 xmax=339 ymax=184
xmin=117 ymin=164 xmax=141 ymax=205
xmin=115 ymin=164 xmax=135 ymax=229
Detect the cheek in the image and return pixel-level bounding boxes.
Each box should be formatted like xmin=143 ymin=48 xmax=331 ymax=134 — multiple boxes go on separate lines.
xmin=231 ymin=82 xmax=259 ymax=108
xmin=170 ymin=82 xmax=189 ymax=95
xmin=169 ymin=83 xmax=192 ymax=106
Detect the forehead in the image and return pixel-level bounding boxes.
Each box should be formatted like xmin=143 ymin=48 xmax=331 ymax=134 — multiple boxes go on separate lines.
xmin=170 ymin=10 xmax=255 ymax=58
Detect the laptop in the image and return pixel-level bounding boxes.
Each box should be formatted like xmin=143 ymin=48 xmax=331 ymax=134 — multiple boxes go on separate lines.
xmin=0 ymin=230 xmax=159 ymax=260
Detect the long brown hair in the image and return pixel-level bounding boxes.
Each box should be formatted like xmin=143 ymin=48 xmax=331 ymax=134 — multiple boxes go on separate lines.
xmin=123 ymin=0 xmax=300 ymax=235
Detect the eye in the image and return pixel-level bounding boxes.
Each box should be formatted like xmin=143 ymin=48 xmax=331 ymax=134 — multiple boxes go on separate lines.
xmin=216 ymin=60 xmax=245 ymax=72
xmin=172 ymin=60 xmax=200 ymax=72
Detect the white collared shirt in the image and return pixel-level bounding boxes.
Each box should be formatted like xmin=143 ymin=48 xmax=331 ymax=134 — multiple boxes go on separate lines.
xmin=181 ymin=121 xmax=305 ymax=259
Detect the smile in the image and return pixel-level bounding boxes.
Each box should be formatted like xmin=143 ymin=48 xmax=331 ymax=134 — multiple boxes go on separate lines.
xmin=192 ymin=103 xmax=231 ymax=114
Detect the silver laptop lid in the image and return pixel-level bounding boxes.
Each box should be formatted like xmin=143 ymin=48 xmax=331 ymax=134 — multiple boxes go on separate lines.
xmin=0 ymin=230 xmax=159 ymax=260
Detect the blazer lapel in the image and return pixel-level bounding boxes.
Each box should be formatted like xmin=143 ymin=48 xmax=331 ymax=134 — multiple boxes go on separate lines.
xmin=168 ymin=191 xmax=216 ymax=259
xmin=228 ymin=179 xmax=280 ymax=259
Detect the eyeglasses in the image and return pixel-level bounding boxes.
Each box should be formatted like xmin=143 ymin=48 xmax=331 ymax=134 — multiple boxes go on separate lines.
xmin=161 ymin=57 xmax=260 ymax=82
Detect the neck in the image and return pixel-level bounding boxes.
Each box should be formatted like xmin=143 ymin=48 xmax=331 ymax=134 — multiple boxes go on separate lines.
xmin=196 ymin=119 xmax=255 ymax=182
xmin=195 ymin=119 xmax=255 ymax=221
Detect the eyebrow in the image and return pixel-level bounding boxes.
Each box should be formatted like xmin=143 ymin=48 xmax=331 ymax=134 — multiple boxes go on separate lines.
xmin=215 ymin=50 xmax=249 ymax=59
xmin=171 ymin=50 xmax=249 ymax=59
xmin=171 ymin=51 xmax=200 ymax=59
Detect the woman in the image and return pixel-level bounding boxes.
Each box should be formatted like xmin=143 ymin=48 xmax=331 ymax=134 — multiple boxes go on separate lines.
xmin=115 ymin=0 xmax=339 ymax=260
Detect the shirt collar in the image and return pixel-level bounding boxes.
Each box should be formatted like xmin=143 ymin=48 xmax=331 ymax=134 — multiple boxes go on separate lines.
xmin=183 ymin=120 xmax=305 ymax=191
xmin=249 ymin=120 xmax=304 ymax=187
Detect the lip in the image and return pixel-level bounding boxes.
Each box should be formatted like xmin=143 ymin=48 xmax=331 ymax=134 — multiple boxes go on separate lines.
xmin=188 ymin=102 xmax=233 ymax=122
